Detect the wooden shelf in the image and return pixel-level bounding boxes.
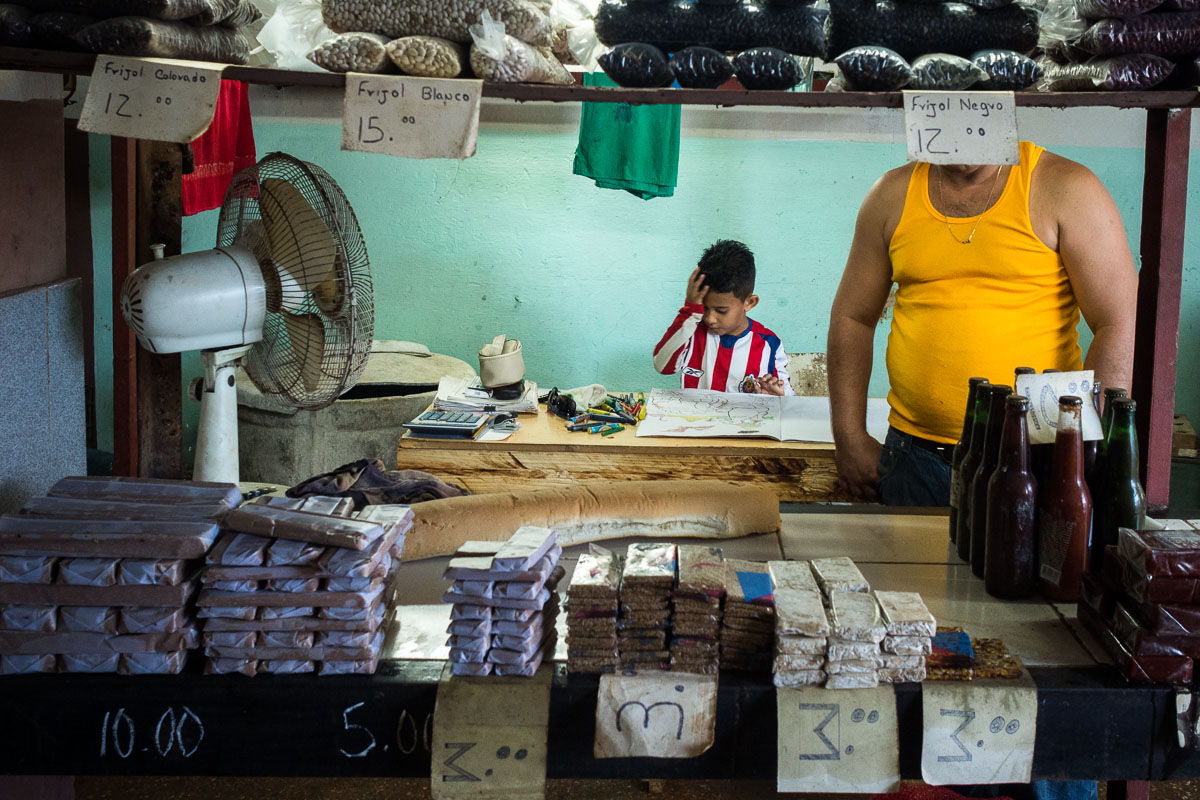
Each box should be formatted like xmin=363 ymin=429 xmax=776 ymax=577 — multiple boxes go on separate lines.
xmin=4 ymin=46 xmax=1200 ymax=108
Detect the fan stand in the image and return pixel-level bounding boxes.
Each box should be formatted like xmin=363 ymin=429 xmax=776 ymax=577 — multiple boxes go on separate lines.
xmin=193 ymin=345 xmax=252 ymax=484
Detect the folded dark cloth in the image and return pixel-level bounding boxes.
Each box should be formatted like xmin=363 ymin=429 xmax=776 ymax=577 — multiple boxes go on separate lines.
xmin=287 ymin=458 xmax=469 ymax=510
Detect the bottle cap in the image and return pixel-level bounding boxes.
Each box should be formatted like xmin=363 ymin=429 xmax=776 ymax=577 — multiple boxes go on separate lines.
xmin=1104 ymin=387 xmax=1129 ymax=400
xmin=1058 ymin=395 xmax=1083 ymax=407
xmin=1112 ymin=397 xmax=1137 ymax=410
xmin=1006 ymin=395 xmax=1030 ymax=409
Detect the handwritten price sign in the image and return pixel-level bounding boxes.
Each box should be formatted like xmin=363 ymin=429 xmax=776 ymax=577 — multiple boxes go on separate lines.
xmin=777 ymin=686 xmax=900 ymax=793
xmin=903 ymin=91 xmax=1019 ymax=166
xmin=341 ymin=74 xmax=481 ymax=160
xmin=78 ymin=56 xmax=223 ymax=143
xmin=593 ymin=671 xmax=717 ymax=759
xmin=921 ymin=675 xmax=1038 ymax=785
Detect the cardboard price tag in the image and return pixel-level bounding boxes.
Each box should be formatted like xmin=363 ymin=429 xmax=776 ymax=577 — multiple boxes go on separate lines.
xmin=921 ymin=674 xmax=1038 ymax=785
xmin=1016 ymin=370 xmax=1102 ymax=444
xmin=903 ymin=91 xmax=1019 ymax=166
xmin=78 ymin=56 xmax=223 ymax=143
xmin=594 ymin=671 xmax=717 ymax=759
xmin=431 ymin=664 xmax=550 ymax=800
xmin=777 ymin=686 xmax=901 ymax=794
xmin=341 ymin=74 xmax=481 ymax=159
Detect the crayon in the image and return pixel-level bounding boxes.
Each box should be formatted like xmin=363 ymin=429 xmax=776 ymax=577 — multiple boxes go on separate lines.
xmin=600 ymin=425 xmax=625 ymax=436
xmin=567 ymin=423 xmax=592 ymax=432
xmin=588 ymin=424 xmax=620 ymax=434
xmin=588 ymin=413 xmax=630 ymax=424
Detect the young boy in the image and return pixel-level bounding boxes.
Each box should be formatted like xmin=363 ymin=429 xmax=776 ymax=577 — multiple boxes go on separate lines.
xmin=653 ymin=240 xmax=792 ymax=396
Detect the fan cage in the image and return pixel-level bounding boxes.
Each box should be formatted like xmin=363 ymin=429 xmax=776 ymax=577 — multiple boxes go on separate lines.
xmin=216 ymin=152 xmax=374 ymax=411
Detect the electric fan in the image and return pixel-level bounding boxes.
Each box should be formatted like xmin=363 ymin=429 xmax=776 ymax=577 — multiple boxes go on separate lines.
xmin=120 ymin=152 xmax=374 ymax=483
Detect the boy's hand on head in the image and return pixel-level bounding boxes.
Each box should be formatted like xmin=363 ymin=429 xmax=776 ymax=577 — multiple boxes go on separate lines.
xmin=753 ymin=375 xmax=786 ymax=396
xmin=686 ymin=267 xmax=709 ymax=306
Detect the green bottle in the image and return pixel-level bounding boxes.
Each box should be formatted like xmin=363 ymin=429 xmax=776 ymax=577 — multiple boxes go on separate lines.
xmin=949 ymin=378 xmax=989 ymax=545
xmin=1093 ymin=398 xmax=1147 ymax=567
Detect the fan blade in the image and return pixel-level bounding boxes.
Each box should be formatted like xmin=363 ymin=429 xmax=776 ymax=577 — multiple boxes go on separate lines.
xmin=259 ymin=177 xmax=337 ymax=300
xmin=283 ymin=312 xmax=326 ymax=395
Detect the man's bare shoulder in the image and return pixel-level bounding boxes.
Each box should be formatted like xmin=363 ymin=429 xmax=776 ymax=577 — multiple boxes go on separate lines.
xmin=1034 ymin=150 xmax=1106 ymax=198
xmin=859 ymin=162 xmax=915 ymax=227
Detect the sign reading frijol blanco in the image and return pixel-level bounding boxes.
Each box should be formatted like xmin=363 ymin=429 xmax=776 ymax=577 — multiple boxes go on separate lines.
xmin=903 ymin=91 xmax=1019 ymax=166
xmin=79 ymin=56 xmax=223 ymax=143
xmin=342 ymin=74 xmax=481 ymax=159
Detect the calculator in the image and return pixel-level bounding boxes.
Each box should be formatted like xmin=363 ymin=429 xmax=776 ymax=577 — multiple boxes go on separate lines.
xmin=403 ymin=410 xmax=489 ymax=439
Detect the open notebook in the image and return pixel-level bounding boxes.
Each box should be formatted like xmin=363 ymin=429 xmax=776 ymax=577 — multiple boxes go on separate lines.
xmin=635 ymin=388 xmax=890 ymax=443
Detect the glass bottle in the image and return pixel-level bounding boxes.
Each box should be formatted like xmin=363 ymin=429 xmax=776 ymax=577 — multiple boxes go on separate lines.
xmin=957 ymin=384 xmax=999 ymax=563
xmin=1092 ymin=398 xmax=1147 ymax=568
xmin=1038 ymin=396 xmax=1092 ymax=603
xmin=1014 ymin=367 xmax=1036 ymax=380
xmin=1083 ymin=380 xmax=1101 ymax=482
xmin=949 ymin=377 xmax=988 ymax=545
xmin=1087 ymin=386 xmax=1129 ymax=514
xmin=985 ymin=395 xmax=1037 ymax=599
xmin=970 ymin=384 xmax=1013 ymax=578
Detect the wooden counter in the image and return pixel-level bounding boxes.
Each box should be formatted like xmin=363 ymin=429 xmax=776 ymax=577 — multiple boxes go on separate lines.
xmin=397 ymin=409 xmax=842 ymax=502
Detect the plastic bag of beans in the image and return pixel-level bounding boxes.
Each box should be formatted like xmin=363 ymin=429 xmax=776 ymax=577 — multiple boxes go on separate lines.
xmin=971 ymin=48 xmax=1042 ymax=89
xmin=595 ymin=0 xmax=826 ymax=56
xmin=323 ymin=0 xmax=553 ymax=47
xmin=825 ymin=0 xmax=1038 ymax=61
xmin=0 ymin=4 xmax=33 ymax=45
xmin=1037 ymin=53 xmax=1174 ymax=89
xmin=307 ymin=31 xmax=392 ymax=72
xmin=1077 ymin=11 xmax=1200 ymax=59
xmin=670 ymin=45 xmax=734 ymax=88
xmin=72 ymin=15 xmax=250 ymax=62
xmin=909 ymin=52 xmax=988 ymax=89
xmin=834 ymin=45 xmax=913 ymax=89
xmin=385 ymin=35 xmax=468 ymax=77
xmin=468 ymin=9 xmax=573 ymax=83
xmin=598 ymin=42 xmax=674 ymax=86
xmin=733 ymin=46 xmax=806 ymax=89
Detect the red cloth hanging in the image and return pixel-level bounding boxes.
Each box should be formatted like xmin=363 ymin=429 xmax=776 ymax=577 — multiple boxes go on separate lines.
xmin=182 ymin=79 xmax=257 ymax=216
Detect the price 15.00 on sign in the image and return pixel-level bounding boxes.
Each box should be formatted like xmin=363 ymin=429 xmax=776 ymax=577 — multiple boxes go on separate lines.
xmin=903 ymin=91 xmax=1019 ymax=167
xmin=79 ymin=56 xmax=224 ymax=143
xmin=342 ymin=75 xmax=481 ymax=160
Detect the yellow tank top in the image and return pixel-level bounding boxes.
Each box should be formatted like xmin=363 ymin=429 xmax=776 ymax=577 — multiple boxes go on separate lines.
xmin=886 ymin=141 xmax=1083 ymax=443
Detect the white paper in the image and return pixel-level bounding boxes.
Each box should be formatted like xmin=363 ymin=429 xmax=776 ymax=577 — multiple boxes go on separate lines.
xmin=78 ymin=57 xmax=223 ymax=143
xmin=903 ymin=91 xmax=1019 ymax=166
xmin=594 ymin=672 xmax=717 ymax=759
xmin=1015 ymin=371 xmax=1102 ymax=444
xmin=434 ymin=376 xmax=538 ymax=413
xmin=777 ymin=686 xmax=901 ymax=794
xmin=920 ymin=674 xmax=1038 ymax=785
xmin=342 ymin=75 xmax=480 ymax=159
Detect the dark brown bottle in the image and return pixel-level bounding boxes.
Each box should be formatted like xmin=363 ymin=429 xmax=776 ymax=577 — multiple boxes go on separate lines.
xmin=949 ymin=378 xmax=989 ymax=545
xmin=970 ymin=384 xmax=1013 ymax=577
xmin=1083 ymin=381 xmax=1101 ymax=481
xmin=1038 ymin=396 xmax=1092 ymax=603
xmin=1014 ymin=367 xmax=1036 ymax=379
xmin=985 ymin=395 xmax=1037 ymax=599
xmin=1092 ymin=398 xmax=1147 ymax=568
xmin=957 ymin=384 xmax=1000 ymax=562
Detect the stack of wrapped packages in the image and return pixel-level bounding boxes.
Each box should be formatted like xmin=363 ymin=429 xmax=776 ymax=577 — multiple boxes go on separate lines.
xmin=770 ymin=561 xmax=831 ymax=688
xmin=198 ymin=499 xmax=411 ymax=676
xmin=668 ymin=545 xmax=725 ymax=675
xmin=442 ymin=526 xmax=562 ymax=677
xmin=0 ymin=476 xmax=239 ymax=675
xmin=565 ymin=545 xmax=622 ymax=674
xmin=1037 ymin=0 xmax=1199 ymax=91
xmin=825 ymin=589 xmax=887 ymax=689
xmin=1081 ymin=524 xmax=1200 ymax=685
xmin=0 ymin=0 xmax=258 ymax=63
xmin=617 ymin=543 xmax=676 ymax=673
xmin=875 ymin=591 xmax=935 ymax=683
xmin=719 ymin=559 xmax=776 ymax=673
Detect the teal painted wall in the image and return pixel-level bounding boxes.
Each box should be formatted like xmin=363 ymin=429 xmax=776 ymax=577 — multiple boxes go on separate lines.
xmin=86 ymin=120 xmax=1199 ymax=498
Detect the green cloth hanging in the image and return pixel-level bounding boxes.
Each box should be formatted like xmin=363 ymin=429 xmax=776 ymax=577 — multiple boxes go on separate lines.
xmin=572 ymin=72 xmax=681 ymax=200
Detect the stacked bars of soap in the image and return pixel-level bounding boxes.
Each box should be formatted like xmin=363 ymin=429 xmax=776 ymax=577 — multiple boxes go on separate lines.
xmin=669 ymin=545 xmax=725 ymax=675
xmin=769 ymin=561 xmax=828 ymax=687
xmin=812 ymin=557 xmax=877 ymax=689
xmin=442 ymin=526 xmax=562 ymax=677
xmin=720 ymin=559 xmax=775 ymax=672
xmin=565 ymin=544 xmax=621 ymax=674
xmin=875 ymin=591 xmax=935 ymax=683
xmin=618 ymin=543 xmax=676 ymax=672
xmin=199 ymin=499 xmax=411 ymax=676
xmin=0 ymin=476 xmax=239 ymax=675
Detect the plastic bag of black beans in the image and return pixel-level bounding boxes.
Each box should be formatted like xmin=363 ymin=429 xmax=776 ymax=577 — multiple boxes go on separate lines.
xmin=1162 ymin=0 xmax=1200 ymax=11
xmin=1077 ymin=12 xmax=1200 ymax=59
xmin=29 ymin=11 xmax=97 ymax=49
xmin=595 ymin=0 xmax=826 ymax=56
xmin=825 ymin=0 xmax=1037 ymax=61
xmin=598 ymin=42 xmax=675 ymax=86
xmin=1037 ymin=53 xmax=1173 ymax=88
xmin=0 ymin=4 xmax=33 ymax=46
xmin=72 ymin=15 xmax=250 ymax=63
xmin=733 ymin=46 xmax=806 ymax=89
xmin=38 ymin=0 xmax=238 ymax=20
xmin=971 ymin=48 xmax=1043 ymax=88
xmin=1073 ymin=0 xmax=1163 ymax=18
xmin=909 ymin=53 xmax=987 ymax=89
xmin=670 ymin=45 xmax=734 ymax=87
xmin=834 ymin=45 xmax=913 ymax=89
xmin=190 ymin=0 xmax=262 ymax=27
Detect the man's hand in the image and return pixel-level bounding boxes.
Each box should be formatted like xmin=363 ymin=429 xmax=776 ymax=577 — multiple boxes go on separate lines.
xmin=753 ymin=375 xmax=786 ymax=396
xmin=685 ymin=267 xmax=709 ymax=306
xmin=834 ymin=433 xmax=882 ymax=502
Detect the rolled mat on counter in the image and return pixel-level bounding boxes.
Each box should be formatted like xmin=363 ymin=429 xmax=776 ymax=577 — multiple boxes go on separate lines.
xmin=403 ymin=480 xmax=781 ymax=561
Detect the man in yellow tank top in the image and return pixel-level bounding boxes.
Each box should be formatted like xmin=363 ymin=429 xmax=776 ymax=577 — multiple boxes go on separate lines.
xmin=827 ymin=142 xmax=1137 ymax=504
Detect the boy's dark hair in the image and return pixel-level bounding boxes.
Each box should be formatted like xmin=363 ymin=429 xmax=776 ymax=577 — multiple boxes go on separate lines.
xmin=697 ymin=240 xmax=755 ymax=300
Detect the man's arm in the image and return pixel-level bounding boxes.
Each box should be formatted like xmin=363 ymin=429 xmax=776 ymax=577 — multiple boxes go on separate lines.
xmin=827 ymin=171 xmax=904 ymax=500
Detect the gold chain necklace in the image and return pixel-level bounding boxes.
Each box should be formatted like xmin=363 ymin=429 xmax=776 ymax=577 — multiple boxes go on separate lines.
xmin=937 ymin=165 xmax=1003 ymax=245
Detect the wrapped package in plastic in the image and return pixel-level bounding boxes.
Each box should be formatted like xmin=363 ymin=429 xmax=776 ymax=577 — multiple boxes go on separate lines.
xmin=1 ymin=653 xmax=57 ymax=674
xmin=776 ymin=635 xmax=827 ymax=654
xmin=774 ymin=589 xmax=829 ymax=636
xmin=599 ymin=42 xmax=675 ymax=87
xmin=324 ymin=0 xmax=553 ymax=46
xmin=0 ymin=4 xmax=34 ymax=46
xmin=1074 ymin=0 xmax=1164 ymax=18
xmin=266 ymin=578 xmax=322 ymax=593
xmin=205 ymin=657 xmax=257 ymax=675
xmin=876 ymin=591 xmax=936 ymax=637
xmin=120 ymin=606 xmax=190 ymax=633
xmin=209 ymin=532 xmax=271 ymax=566
xmin=827 ymin=671 xmax=880 ymax=689
xmin=835 ymin=45 xmax=914 ymax=89
xmin=118 ymin=559 xmax=187 ymax=586
xmin=0 ymin=555 xmax=55 ymax=585
xmin=307 ymin=31 xmax=393 ymax=72
xmin=772 ymin=668 xmax=826 ymax=687
xmin=261 ymin=630 xmax=315 ymax=648
xmin=829 ymin=590 xmax=886 ymax=643
xmin=971 ymin=48 xmax=1042 ymax=89
xmin=595 ymin=0 xmax=827 ymax=56
xmin=259 ymin=659 xmax=314 ymax=674
xmin=212 ymin=579 xmax=259 ymax=592
xmin=59 ymin=606 xmax=118 ymax=634
xmin=451 ymin=660 xmax=492 ymax=675
xmin=189 ymin=0 xmax=262 ymax=26
xmin=386 ymin=34 xmax=468 ymax=76
xmin=494 ymin=647 xmax=546 ymax=676
xmin=883 ymin=635 xmax=933 ymax=655
xmin=317 ymin=629 xmax=373 ymax=647
xmin=825 ymin=0 xmax=1038 ymax=61
xmin=469 ymin=10 xmax=573 ymax=83
xmin=1078 ymin=603 xmax=1194 ymax=683
xmin=909 ymin=52 xmax=987 ymax=89
xmin=318 ymin=657 xmax=379 ymax=675
xmin=1120 ymin=528 xmax=1200 ymax=577
xmin=810 ymin=557 xmax=870 ymax=595
xmin=197 ymin=605 xmax=257 ymax=620
xmin=57 ymin=558 xmax=119 ymax=587
xmin=119 ymin=651 xmax=188 ymax=675
xmin=266 ymin=538 xmax=326 ymax=567
xmin=828 ymin=639 xmax=882 ymax=660
xmin=72 ymin=16 xmax=251 ymax=63
xmin=1109 ymin=601 xmax=1200 ymax=658
xmin=733 ymin=46 xmax=806 ymax=89
xmin=1077 ymin=11 xmax=1200 ymax=58
xmin=449 ymin=645 xmax=488 ymax=663
xmin=879 ymin=664 xmax=926 ymax=683
xmin=826 ymin=658 xmax=880 ymax=674
xmin=1 ymin=605 xmax=57 ymax=632
xmin=1038 ymin=54 xmax=1174 ymax=90
xmin=449 ymin=617 xmax=492 ymax=637
xmin=62 ymin=653 xmax=121 ymax=673
xmin=260 ymin=606 xmax=314 ymax=620
xmin=207 ymin=630 xmax=258 ymax=647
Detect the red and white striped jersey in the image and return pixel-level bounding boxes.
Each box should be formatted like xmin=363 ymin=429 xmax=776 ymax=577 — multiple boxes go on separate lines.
xmin=653 ymin=303 xmax=793 ymax=395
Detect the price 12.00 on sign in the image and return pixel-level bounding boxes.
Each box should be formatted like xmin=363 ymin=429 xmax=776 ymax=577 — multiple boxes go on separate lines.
xmin=78 ymin=56 xmax=224 ymax=143
xmin=903 ymin=91 xmax=1019 ymax=167
xmin=342 ymin=75 xmax=481 ymax=160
